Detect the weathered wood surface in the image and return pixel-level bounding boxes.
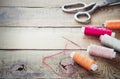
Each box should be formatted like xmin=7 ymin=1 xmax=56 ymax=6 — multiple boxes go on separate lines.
xmin=0 ymin=0 xmax=98 ymax=7
xmin=0 ymin=0 xmax=120 ymax=78
xmin=0 ymin=28 xmax=100 ymax=49
xmin=0 ymin=50 xmax=120 ymax=79
xmin=0 ymin=6 xmax=119 ymax=27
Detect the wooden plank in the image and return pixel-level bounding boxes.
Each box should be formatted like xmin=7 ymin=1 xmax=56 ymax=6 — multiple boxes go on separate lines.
xmin=0 ymin=27 xmax=100 ymax=49
xmin=0 ymin=7 xmax=119 ymax=27
xmin=0 ymin=28 xmax=120 ymax=49
xmin=0 ymin=50 xmax=120 ymax=78
xmin=0 ymin=0 xmax=97 ymax=7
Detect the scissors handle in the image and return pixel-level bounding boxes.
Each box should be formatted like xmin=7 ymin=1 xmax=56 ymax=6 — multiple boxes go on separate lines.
xmin=61 ymin=2 xmax=86 ymax=13
xmin=74 ymin=3 xmax=98 ymax=23
xmin=74 ymin=12 xmax=91 ymax=23
xmin=62 ymin=2 xmax=97 ymax=23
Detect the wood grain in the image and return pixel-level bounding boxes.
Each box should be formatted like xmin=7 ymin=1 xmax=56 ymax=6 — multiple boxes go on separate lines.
xmin=0 ymin=0 xmax=97 ymax=7
xmin=0 ymin=0 xmax=120 ymax=78
xmin=0 ymin=6 xmax=119 ymax=27
xmin=0 ymin=28 xmax=102 ymax=49
xmin=0 ymin=28 xmax=120 ymax=49
xmin=0 ymin=50 xmax=120 ymax=79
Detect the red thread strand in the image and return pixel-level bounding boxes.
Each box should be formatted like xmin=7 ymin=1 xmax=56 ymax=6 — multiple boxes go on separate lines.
xmin=42 ymin=42 xmax=68 ymax=76
xmin=42 ymin=37 xmax=81 ymax=76
xmin=62 ymin=37 xmax=81 ymax=48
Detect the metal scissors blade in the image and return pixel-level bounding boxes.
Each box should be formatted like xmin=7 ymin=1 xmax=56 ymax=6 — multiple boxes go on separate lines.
xmin=61 ymin=2 xmax=87 ymax=13
xmin=96 ymin=0 xmax=120 ymax=7
xmin=62 ymin=0 xmax=120 ymax=23
xmin=105 ymin=0 xmax=120 ymax=5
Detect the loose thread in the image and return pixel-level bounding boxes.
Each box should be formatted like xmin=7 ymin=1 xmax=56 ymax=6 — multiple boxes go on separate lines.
xmin=62 ymin=36 xmax=81 ymax=48
xmin=42 ymin=42 xmax=69 ymax=76
xmin=42 ymin=37 xmax=81 ymax=76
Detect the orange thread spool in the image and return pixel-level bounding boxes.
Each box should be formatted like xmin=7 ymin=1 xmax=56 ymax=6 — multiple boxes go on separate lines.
xmin=104 ymin=20 xmax=120 ymax=29
xmin=70 ymin=52 xmax=97 ymax=71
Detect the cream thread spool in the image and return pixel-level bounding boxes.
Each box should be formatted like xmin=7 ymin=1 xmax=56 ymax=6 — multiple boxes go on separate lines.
xmin=87 ymin=44 xmax=116 ymax=59
xmin=70 ymin=52 xmax=97 ymax=71
xmin=100 ymin=34 xmax=120 ymax=52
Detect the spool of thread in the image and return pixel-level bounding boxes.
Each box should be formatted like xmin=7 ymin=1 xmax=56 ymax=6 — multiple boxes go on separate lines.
xmin=87 ymin=44 xmax=116 ymax=59
xmin=100 ymin=34 xmax=120 ymax=52
xmin=104 ymin=20 xmax=120 ymax=29
xmin=70 ymin=52 xmax=97 ymax=71
xmin=82 ymin=26 xmax=115 ymax=37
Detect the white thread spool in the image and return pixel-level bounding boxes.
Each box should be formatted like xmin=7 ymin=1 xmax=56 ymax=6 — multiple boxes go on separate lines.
xmin=100 ymin=34 xmax=120 ymax=52
xmin=87 ymin=44 xmax=116 ymax=59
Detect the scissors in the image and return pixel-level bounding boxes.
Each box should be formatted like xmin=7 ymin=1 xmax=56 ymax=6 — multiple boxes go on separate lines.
xmin=62 ymin=0 xmax=120 ymax=23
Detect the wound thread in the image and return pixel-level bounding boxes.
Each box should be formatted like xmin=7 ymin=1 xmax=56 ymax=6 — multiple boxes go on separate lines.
xmin=70 ymin=52 xmax=97 ymax=71
xmin=100 ymin=34 xmax=120 ymax=52
xmin=104 ymin=20 xmax=120 ymax=29
xmin=87 ymin=44 xmax=116 ymax=59
xmin=82 ymin=26 xmax=115 ymax=37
